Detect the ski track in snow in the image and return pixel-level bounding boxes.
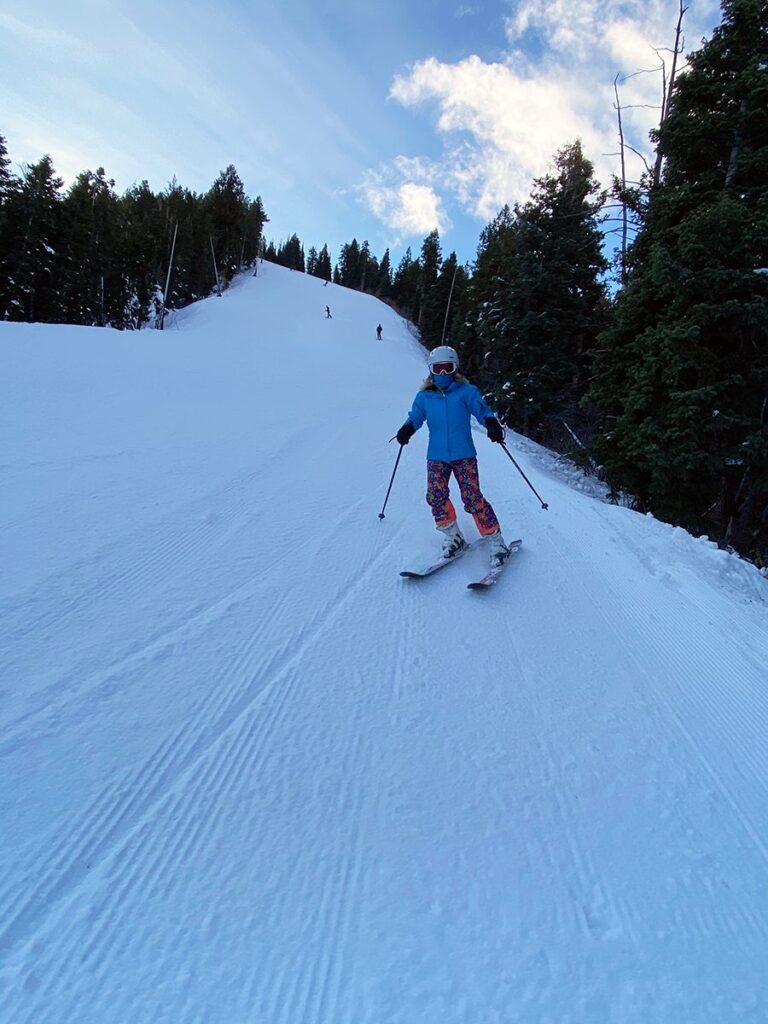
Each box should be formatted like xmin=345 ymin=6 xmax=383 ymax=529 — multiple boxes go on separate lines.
xmin=0 ymin=458 xmax=364 ymax=755
xmin=0 ymin=502 xmax=398 ymax=953
xmin=2 ymin=262 xmax=768 ymax=1023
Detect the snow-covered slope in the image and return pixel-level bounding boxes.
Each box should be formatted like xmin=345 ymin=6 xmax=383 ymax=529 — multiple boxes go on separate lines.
xmin=2 ymin=263 xmax=767 ymax=1023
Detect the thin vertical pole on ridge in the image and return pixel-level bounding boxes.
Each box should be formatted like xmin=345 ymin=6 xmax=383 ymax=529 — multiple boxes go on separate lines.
xmin=440 ymin=263 xmax=459 ymax=346
xmin=159 ymin=221 xmax=178 ymax=331
xmin=210 ymin=236 xmax=222 ymax=296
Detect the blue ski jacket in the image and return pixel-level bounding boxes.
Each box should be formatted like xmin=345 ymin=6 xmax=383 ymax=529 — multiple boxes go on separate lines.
xmin=406 ymin=379 xmax=495 ymax=462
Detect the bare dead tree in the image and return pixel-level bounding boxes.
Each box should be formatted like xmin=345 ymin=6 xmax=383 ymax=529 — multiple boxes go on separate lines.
xmin=611 ymin=76 xmax=654 ymax=284
xmin=725 ymin=97 xmax=749 ymax=189
xmin=652 ymin=0 xmax=689 ymax=188
xmin=613 ymin=73 xmax=629 ymax=284
xmin=608 ymin=0 xmax=689 ymax=285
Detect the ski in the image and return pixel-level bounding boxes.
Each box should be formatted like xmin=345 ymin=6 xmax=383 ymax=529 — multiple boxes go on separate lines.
xmin=467 ymin=538 xmax=522 ymax=590
xmin=400 ymin=540 xmax=478 ymax=579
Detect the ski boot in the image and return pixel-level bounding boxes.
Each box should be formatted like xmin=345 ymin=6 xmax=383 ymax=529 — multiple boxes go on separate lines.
xmin=438 ymin=521 xmax=468 ymax=560
xmin=487 ymin=530 xmax=509 ymax=569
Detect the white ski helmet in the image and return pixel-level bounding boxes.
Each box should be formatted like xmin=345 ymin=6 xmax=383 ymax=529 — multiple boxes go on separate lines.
xmin=428 ymin=345 xmax=459 ymax=374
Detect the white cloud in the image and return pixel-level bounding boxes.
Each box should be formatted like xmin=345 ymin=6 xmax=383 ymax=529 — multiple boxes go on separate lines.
xmin=504 ymin=0 xmax=719 ymax=59
xmin=392 ymin=155 xmax=440 ymax=185
xmin=362 ymin=177 xmax=450 ymax=238
xmin=388 ymin=54 xmax=614 ymax=220
xmin=505 ymin=0 xmax=604 ymax=57
xmin=364 ymin=0 xmax=722 ymax=236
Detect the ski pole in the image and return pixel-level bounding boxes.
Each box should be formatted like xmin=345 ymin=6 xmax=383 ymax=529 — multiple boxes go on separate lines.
xmin=500 ymin=442 xmax=549 ymax=510
xmin=378 ymin=444 xmax=404 ymax=519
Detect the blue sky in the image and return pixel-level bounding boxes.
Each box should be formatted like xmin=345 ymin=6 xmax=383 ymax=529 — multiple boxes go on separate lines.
xmin=1 ymin=0 xmax=721 ymax=269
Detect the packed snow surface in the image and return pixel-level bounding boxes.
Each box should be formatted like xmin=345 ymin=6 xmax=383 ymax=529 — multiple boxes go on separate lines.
xmin=2 ymin=262 xmax=768 ymax=1023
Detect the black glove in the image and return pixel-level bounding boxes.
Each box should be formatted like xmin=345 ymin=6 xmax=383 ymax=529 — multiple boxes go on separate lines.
xmin=485 ymin=416 xmax=504 ymax=443
xmin=396 ymin=421 xmax=416 ymax=446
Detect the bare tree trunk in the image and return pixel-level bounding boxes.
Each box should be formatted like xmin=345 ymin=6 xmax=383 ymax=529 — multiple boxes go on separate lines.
xmin=613 ymin=73 xmax=629 ymax=285
xmin=652 ymin=0 xmax=688 ymax=188
xmin=20 ymin=210 xmax=35 ymax=320
xmin=725 ymin=97 xmax=749 ymax=189
xmin=724 ymin=392 xmax=768 ymax=551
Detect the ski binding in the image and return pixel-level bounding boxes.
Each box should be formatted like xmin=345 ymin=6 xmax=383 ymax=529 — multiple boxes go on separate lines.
xmin=467 ymin=538 xmax=522 ymax=589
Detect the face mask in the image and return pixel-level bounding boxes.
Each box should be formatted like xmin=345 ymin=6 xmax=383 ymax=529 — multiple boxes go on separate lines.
xmin=432 ymin=372 xmax=454 ymax=389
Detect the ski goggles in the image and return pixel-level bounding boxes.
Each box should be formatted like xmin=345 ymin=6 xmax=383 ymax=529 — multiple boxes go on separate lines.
xmin=430 ymin=361 xmax=456 ymax=375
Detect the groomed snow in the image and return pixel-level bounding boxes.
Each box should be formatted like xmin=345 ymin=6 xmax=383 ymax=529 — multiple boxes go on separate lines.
xmin=2 ymin=262 xmax=768 ymax=1023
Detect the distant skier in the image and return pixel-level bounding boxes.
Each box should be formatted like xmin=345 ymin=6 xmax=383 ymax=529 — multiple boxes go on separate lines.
xmin=376 ymin=324 xmax=383 ymax=340
xmin=394 ymin=345 xmax=510 ymax=568
xmin=325 ymin=306 xmax=332 ymax=318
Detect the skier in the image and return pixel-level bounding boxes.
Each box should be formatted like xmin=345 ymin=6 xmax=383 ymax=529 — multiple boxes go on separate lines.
xmin=395 ymin=345 xmax=510 ymax=567
xmin=376 ymin=324 xmax=383 ymax=340
xmin=325 ymin=305 xmax=332 ymax=318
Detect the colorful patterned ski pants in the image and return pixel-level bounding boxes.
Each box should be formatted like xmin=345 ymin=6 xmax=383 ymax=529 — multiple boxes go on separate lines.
xmin=426 ymin=457 xmax=500 ymax=535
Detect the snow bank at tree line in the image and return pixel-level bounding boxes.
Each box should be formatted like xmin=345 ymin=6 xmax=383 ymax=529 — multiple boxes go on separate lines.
xmin=513 ymin=431 xmax=768 ymax=594
xmin=1 ymin=260 xmax=768 ymax=1024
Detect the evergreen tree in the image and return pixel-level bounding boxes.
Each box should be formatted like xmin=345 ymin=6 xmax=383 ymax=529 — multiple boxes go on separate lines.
xmin=436 ymin=252 xmax=469 ymax=351
xmin=0 ymin=134 xmax=21 ymax=318
xmin=472 ymin=142 xmax=608 ymax=439
xmin=359 ymin=240 xmax=370 ymax=290
xmin=417 ymin=229 xmax=442 ymax=335
xmin=206 ymin=165 xmax=248 ymax=286
xmin=377 ymin=247 xmax=392 ymax=297
xmin=306 ymin=246 xmax=318 ymax=276
xmin=391 ymin=247 xmax=420 ymax=321
xmin=243 ymin=196 xmax=267 ymax=267
xmin=276 ymin=233 xmax=305 ymax=271
xmin=337 ymin=238 xmax=361 ymax=287
xmin=461 ymin=206 xmax=518 ymax=382
xmin=315 ymin=243 xmax=332 ymax=282
xmin=0 ymin=134 xmax=14 ymax=230
xmin=163 ymin=178 xmax=208 ymax=310
xmin=419 ymin=230 xmax=458 ymax=348
xmin=119 ymin=179 xmax=163 ymax=328
xmin=359 ymin=240 xmax=380 ymax=292
xmin=59 ymin=168 xmax=122 ymax=326
xmin=0 ymin=134 xmax=11 ymax=194
xmin=2 ymin=155 xmax=64 ymax=322
xmin=589 ymin=0 xmax=768 ymax=561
